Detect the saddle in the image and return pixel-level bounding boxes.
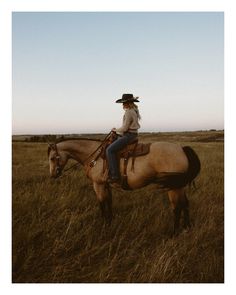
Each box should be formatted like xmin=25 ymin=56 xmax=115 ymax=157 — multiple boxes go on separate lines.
xmin=101 ymin=134 xmax=151 ymax=190
xmin=119 ymin=138 xmax=149 ymax=158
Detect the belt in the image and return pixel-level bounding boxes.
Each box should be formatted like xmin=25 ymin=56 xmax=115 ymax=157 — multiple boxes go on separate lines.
xmin=126 ymin=131 xmax=138 ymax=135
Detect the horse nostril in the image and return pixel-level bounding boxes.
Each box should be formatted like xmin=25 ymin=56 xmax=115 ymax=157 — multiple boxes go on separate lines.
xmin=56 ymin=168 xmax=61 ymax=177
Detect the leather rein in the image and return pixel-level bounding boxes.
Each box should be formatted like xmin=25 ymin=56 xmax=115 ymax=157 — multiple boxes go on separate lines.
xmin=48 ymin=132 xmax=113 ymax=178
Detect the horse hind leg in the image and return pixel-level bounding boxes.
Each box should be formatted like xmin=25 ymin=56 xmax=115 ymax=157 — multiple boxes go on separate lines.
xmin=168 ymin=188 xmax=184 ymax=236
xmin=168 ymin=188 xmax=191 ymax=236
xmin=182 ymin=193 xmax=191 ymax=230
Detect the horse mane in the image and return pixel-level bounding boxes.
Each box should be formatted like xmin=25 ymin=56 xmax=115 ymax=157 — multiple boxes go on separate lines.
xmin=48 ymin=137 xmax=103 ymax=157
xmin=55 ymin=137 xmax=103 ymax=144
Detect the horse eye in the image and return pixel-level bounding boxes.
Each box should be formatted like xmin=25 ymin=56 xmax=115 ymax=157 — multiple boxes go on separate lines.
xmin=50 ymin=156 xmax=55 ymax=161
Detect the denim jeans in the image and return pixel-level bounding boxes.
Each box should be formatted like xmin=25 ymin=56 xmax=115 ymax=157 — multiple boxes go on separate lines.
xmin=106 ymin=132 xmax=138 ymax=178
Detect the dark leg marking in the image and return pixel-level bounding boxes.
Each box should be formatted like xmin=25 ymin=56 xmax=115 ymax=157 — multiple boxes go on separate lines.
xmin=99 ymin=201 xmax=106 ymax=220
xmin=182 ymin=195 xmax=191 ymax=229
xmin=173 ymin=203 xmax=182 ymax=236
xmin=99 ymin=185 xmax=113 ymax=225
xmin=106 ymin=190 xmax=113 ymax=225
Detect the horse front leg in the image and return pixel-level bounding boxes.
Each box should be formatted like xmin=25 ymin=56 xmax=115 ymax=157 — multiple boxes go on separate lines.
xmin=99 ymin=201 xmax=106 ymax=219
xmin=105 ymin=184 xmax=113 ymax=225
xmin=93 ymin=182 xmax=113 ymax=225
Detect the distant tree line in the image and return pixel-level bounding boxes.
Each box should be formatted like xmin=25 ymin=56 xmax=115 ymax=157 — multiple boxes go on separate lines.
xmin=24 ymin=135 xmax=65 ymax=143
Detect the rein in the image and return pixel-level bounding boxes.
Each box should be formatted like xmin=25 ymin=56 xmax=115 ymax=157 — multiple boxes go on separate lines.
xmin=60 ymin=162 xmax=80 ymax=177
xmin=48 ymin=132 xmax=113 ymax=178
xmin=82 ymin=131 xmax=112 ymax=166
xmin=48 ymin=141 xmax=80 ymax=178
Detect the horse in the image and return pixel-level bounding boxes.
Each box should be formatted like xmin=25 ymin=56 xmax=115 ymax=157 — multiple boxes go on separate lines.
xmin=47 ymin=136 xmax=201 ymax=235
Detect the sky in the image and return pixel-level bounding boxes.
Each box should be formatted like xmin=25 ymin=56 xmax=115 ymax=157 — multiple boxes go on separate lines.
xmin=12 ymin=12 xmax=224 ymax=134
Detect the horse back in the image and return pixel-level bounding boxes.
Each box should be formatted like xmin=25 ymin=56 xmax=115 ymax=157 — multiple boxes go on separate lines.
xmin=148 ymin=142 xmax=189 ymax=173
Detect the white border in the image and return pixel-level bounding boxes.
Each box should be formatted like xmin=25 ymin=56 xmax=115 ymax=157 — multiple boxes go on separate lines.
xmin=1 ymin=0 xmax=235 ymax=293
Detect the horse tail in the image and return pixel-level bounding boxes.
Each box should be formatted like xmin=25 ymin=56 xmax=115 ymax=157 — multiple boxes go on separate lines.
xmin=154 ymin=146 xmax=201 ymax=189
xmin=182 ymin=146 xmax=201 ymax=185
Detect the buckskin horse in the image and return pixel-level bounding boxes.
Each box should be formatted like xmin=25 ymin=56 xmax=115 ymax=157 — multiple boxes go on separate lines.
xmin=47 ymin=133 xmax=201 ymax=235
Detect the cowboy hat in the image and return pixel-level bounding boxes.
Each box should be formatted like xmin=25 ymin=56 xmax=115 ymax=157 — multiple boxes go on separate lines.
xmin=115 ymin=93 xmax=140 ymax=103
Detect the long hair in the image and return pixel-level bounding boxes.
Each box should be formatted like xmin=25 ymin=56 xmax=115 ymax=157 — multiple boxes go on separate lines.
xmin=125 ymin=102 xmax=141 ymax=120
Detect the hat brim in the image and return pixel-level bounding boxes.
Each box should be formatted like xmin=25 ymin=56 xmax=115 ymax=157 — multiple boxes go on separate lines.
xmin=115 ymin=98 xmax=140 ymax=103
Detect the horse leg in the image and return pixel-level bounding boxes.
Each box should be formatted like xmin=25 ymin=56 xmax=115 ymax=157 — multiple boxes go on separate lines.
xmin=168 ymin=188 xmax=185 ymax=236
xmin=93 ymin=182 xmax=113 ymax=224
xmin=99 ymin=201 xmax=106 ymax=219
xmin=105 ymin=184 xmax=113 ymax=225
xmin=182 ymin=193 xmax=191 ymax=230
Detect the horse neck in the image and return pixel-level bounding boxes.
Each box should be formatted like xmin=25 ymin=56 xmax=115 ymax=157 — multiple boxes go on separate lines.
xmin=58 ymin=140 xmax=101 ymax=165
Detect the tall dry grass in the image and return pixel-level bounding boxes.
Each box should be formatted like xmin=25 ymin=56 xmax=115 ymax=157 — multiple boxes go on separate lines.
xmin=12 ymin=133 xmax=224 ymax=283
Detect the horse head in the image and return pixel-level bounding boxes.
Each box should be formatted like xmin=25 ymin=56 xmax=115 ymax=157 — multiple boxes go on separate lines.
xmin=47 ymin=143 xmax=69 ymax=178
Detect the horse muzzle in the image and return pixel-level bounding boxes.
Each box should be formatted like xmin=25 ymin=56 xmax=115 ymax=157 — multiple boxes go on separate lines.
xmin=50 ymin=167 xmax=62 ymax=179
xmin=56 ymin=167 xmax=62 ymax=177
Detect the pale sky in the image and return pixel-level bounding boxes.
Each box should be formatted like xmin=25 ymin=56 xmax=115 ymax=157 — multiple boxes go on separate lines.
xmin=12 ymin=12 xmax=224 ymax=134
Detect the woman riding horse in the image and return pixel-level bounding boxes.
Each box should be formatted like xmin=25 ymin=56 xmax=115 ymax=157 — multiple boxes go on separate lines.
xmin=106 ymin=94 xmax=141 ymax=184
xmin=47 ymin=94 xmax=201 ymax=234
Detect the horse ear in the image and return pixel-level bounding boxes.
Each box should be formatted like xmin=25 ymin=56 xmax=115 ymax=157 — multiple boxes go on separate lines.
xmin=47 ymin=143 xmax=55 ymax=157
xmin=47 ymin=146 xmax=51 ymax=157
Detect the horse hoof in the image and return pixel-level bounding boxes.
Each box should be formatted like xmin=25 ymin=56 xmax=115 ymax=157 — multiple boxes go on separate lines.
xmin=183 ymin=225 xmax=191 ymax=233
xmin=171 ymin=230 xmax=180 ymax=238
xmin=105 ymin=221 xmax=112 ymax=226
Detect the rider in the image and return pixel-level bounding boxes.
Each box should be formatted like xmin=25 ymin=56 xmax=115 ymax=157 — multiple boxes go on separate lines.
xmin=106 ymin=93 xmax=141 ymax=184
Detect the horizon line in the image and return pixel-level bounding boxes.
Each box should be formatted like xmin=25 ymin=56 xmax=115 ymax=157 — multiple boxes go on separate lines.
xmin=12 ymin=128 xmax=224 ymax=136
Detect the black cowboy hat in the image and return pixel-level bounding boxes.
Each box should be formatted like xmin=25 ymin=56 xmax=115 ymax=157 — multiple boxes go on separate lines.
xmin=115 ymin=93 xmax=140 ymax=103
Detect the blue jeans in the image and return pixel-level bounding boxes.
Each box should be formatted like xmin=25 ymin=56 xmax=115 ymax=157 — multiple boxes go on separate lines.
xmin=106 ymin=132 xmax=138 ymax=178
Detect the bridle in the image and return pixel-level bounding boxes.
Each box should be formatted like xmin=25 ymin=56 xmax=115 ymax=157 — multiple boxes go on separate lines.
xmin=48 ymin=143 xmax=63 ymax=177
xmin=48 ymin=131 xmax=114 ymax=178
xmin=49 ymin=143 xmax=81 ymax=178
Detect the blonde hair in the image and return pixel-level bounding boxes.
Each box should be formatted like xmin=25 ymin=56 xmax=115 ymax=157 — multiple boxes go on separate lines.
xmin=123 ymin=102 xmax=141 ymax=120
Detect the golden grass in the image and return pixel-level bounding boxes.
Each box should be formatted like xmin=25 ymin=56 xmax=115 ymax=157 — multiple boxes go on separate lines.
xmin=12 ymin=132 xmax=224 ymax=283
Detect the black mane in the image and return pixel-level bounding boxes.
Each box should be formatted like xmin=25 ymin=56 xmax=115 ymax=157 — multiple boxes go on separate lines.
xmin=48 ymin=137 xmax=103 ymax=156
xmin=55 ymin=137 xmax=103 ymax=144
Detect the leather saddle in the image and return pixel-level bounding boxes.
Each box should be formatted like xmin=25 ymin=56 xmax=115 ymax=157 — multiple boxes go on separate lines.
xmin=118 ymin=138 xmax=151 ymax=159
xmin=101 ymin=134 xmax=151 ymax=190
xmin=101 ymin=135 xmax=151 ymax=161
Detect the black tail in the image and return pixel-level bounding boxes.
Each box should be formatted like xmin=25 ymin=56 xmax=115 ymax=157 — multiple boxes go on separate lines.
xmin=154 ymin=146 xmax=201 ymax=189
xmin=182 ymin=146 xmax=201 ymax=184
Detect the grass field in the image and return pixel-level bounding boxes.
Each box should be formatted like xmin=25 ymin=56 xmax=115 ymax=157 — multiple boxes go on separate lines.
xmin=12 ymin=131 xmax=224 ymax=283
